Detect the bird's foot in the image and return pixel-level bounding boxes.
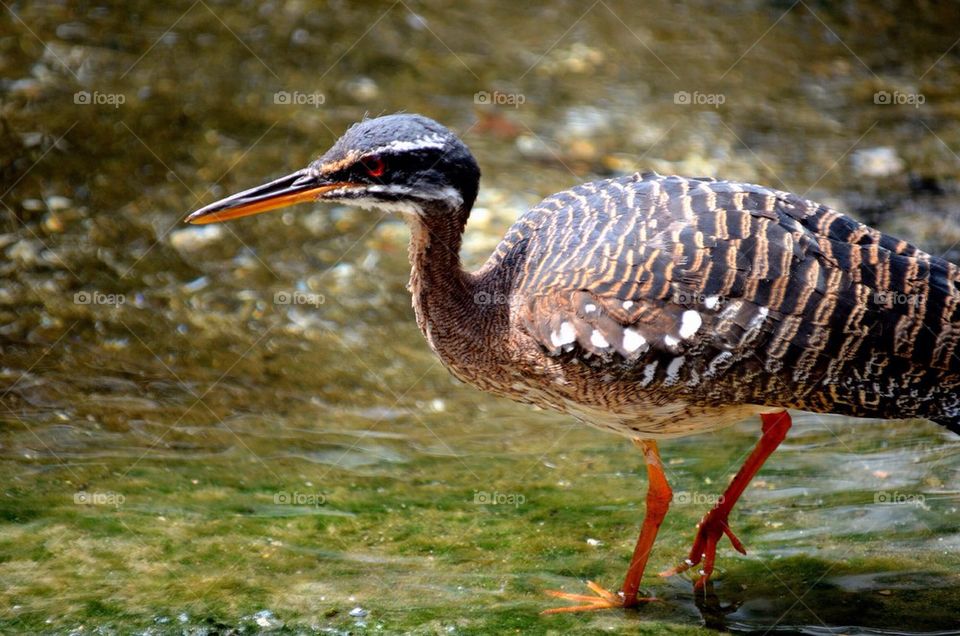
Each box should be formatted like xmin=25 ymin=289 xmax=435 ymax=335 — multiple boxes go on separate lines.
xmin=659 ymin=507 xmax=746 ymax=589
xmin=542 ymin=580 xmax=656 ymax=614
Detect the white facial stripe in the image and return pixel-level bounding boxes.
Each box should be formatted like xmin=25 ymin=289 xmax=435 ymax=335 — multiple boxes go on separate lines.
xmin=370 ymin=133 xmax=447 ymax=155
xmin=341 ymin=197 xmax=424 ymax=216
xmin=368 ymin=184 xmax=461 ymax=204
xmin=366 ymin=184 xmax=413 ymax=195
xmin=434 ymin=186 xmax=463 ymax=208
xmin=349 ymin=183 xmax=462 ymax=213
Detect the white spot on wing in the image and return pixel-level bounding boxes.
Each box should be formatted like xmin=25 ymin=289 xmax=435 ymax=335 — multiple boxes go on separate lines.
xmin=639 ymin=361 xmax=658 ymax=387
xmin=703 ymin=351 xmax=733 ymax=378
xmin=622 ymin=301 xmax=634 ymax=310
xmin=550 ymin=321 xmax=576 ymax=347
xmin=704 ymin=295 xmax=719 ymax=310
xmin=623 ymin=328 xmax=646 ymax=353
xmin=584 ymin=303 xmax=597 ymax=313
xmin=664 ymin=334 xmax=679 ymax=348
xmin=679 ymin=310 xmax=702 ymax=339
xmin=745 ymin=306 xmax=770 ymax=333
xmin=664 ymin=356 xmax=685 ymax=385
xmin=590 ymin=330 xmax=609 ymax=348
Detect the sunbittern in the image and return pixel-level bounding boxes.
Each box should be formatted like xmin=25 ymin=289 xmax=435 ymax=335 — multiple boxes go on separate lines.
xmin=187 ymin=114 xmax=959 ymax=613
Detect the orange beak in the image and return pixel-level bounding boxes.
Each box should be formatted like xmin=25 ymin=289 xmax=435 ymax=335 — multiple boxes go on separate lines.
xmin=185 ymin=169 xmax=357 ymax=224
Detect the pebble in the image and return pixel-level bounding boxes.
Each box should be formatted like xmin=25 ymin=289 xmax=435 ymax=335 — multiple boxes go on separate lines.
xmin=169 ymin=225 xmax=224 ymax=252
xmin=251 ymin=609 xmax=282 ymax=629
xmin=6 ymin=239 xmax=43 ymax=266
xmin=19 ymin=132 xmax=46 ymax=148
xmin=43 ymin=214 xmax=65 ymax=233
xmin=558 ymin=106 xmax=612 ymax=141
xmin=182 ymin=276 xmax=210 ymax=293
xmin=291 ymin=28 xmax=310 ymax=45
xmin=46 ymin=196 xmax=73 ymax=211
xmin=344 ymin=77 xmax=380 ymax=102
xmin=8 ymin=79 xmax=44 ymax=98
xmin=515 ymin=135 xmax=556 ymax=161
xmin=851 ymin=147 xmax=904 ymax=178
xmin=349 ymin=606 xmax=368 ymax=618
xmin=55 ymin=22 xmax=89 ymax=40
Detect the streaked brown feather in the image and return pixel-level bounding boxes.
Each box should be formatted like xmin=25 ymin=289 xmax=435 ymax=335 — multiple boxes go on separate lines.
xmin=454 ymin=172 xmax=960 ymax=436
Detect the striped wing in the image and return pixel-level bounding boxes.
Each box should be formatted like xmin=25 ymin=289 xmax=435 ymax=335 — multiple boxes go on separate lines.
xmin=510 ymin=173 xmax=960 ymax=419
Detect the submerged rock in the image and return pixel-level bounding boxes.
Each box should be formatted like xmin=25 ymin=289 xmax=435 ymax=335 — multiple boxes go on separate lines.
xmin=852 ymin=147 xmax=905 ymax=178
xmin=169 ymin=225 xmax=224 ymax=253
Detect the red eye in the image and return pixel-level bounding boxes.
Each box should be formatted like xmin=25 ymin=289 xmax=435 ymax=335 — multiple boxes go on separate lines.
xmin=363 ymin=156 xmax=385 ymax=178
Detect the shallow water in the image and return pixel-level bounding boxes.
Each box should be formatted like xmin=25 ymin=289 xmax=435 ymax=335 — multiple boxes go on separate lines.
xmin=2 ymin=1 xmax=960 ymax=633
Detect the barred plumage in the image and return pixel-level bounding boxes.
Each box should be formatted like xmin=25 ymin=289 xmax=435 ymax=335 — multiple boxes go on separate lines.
xmin=454 ymin=172 xmax=960 ymax=438
xmin=187 ymin=114 xmax=958 ymax=613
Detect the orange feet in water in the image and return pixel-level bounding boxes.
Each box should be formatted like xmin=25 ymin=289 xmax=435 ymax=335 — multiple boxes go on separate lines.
xmin=659 ymin=507 xmax=747 ymax=588
xmin=542 ymin=580 xmax=657 ymax=614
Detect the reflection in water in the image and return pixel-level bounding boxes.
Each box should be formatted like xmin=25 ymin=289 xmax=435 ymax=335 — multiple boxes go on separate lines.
xmin=2 ymin=0 xmax=960 ymax=633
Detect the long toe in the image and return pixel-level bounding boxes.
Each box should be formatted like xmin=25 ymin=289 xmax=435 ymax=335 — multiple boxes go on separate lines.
xmin=542 ymin=580 xmax=656 ymax=614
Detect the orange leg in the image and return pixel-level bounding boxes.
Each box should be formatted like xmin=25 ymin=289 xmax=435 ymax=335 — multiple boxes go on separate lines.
xmin=543 ymin=439 xmax=672 ymax=613
xmin=661 ymin=411 xmax=792 ymax=589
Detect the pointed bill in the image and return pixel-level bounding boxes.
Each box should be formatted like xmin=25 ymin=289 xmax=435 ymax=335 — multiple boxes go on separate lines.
xmin=185 ymin=170 xmax=357 ymax=224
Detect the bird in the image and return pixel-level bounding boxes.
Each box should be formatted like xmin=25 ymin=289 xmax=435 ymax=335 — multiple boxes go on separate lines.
xmin=186 ymin=113 xmax=960 ymax=614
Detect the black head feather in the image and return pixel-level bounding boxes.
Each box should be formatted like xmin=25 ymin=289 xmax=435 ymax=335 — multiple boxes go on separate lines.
xmin=312 ymin=114 xmax=480 ymax=213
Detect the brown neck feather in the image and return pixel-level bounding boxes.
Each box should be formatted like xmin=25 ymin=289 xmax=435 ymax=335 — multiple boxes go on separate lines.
xmin=402 ymin=201 xmax=524 ymax=383
xmin=404 ymin=210 xmax=473 ymax=349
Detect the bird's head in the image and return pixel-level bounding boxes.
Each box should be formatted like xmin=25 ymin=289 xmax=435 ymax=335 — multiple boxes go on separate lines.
xmin=186 ymin=114 xmax=480 ymax=225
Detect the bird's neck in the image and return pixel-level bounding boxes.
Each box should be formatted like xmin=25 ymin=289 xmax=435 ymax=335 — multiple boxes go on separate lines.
xmin=404 ymin=208 xmax=471 ymax=331
xmin=403 ymin=207 xmax=505 ymax=372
